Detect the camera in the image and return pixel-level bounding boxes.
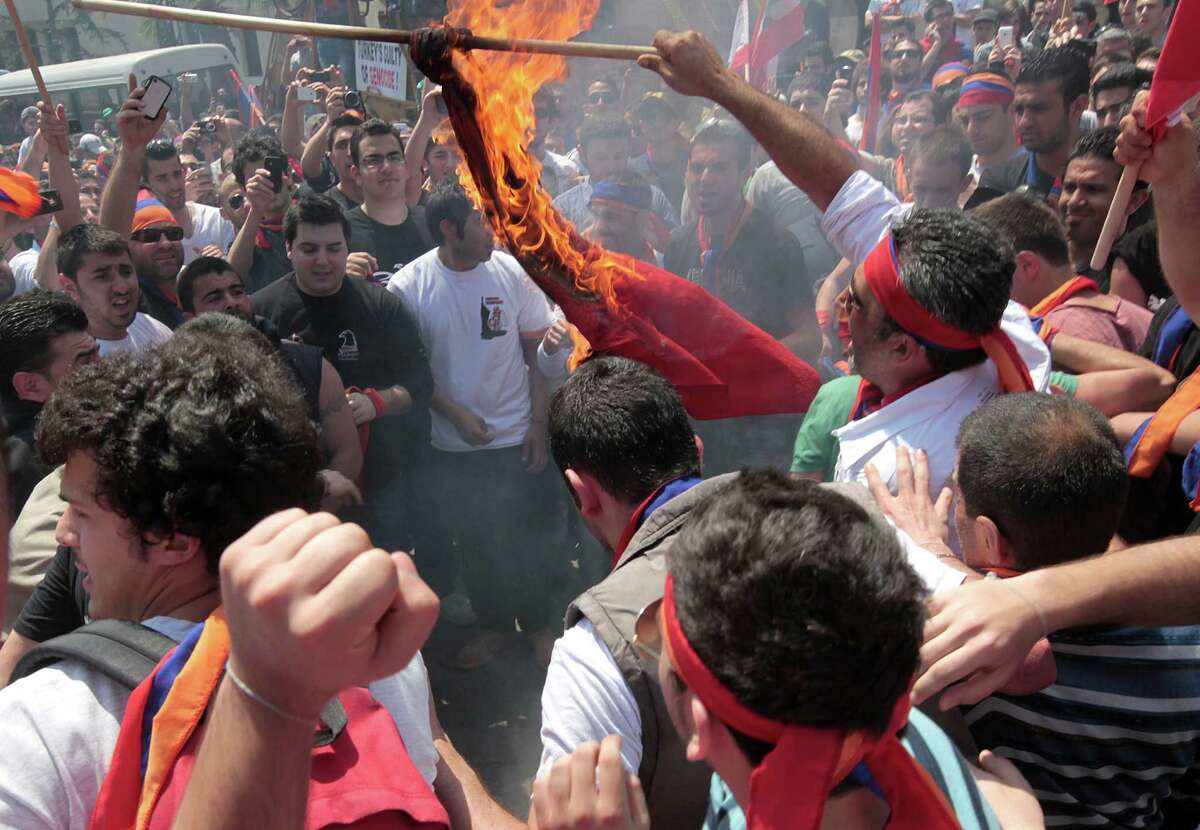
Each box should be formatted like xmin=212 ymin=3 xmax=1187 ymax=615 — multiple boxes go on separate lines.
xmin=344 ymin=90 xmax=362 ymax=110
xmin=200 ymin=119 xmax=218 ymax=134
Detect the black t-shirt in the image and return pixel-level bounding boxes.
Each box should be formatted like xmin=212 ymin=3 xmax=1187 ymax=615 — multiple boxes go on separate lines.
xmin=246 ymin=227 xmax=293 ymax=294
xmin=1113 ymin=220 xmax=1170 ymax=304
xmin=663 ymin=207 xmax=811 ymax=339
xmin=347 ymin=205 xmax=434 ymax=275
xmin=13 ymin=545 xmax=88 ymax=643
xmin=251 ymin=273 xmax=432 ymax=494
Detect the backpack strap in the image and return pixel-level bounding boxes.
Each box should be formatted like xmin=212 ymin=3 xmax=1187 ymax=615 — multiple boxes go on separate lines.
xmin=9 ymin=619 xmax=176 ymax=689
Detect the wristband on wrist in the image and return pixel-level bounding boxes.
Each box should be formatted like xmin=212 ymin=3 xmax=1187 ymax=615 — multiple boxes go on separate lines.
xmin=815 ymin=310 xmax=833 ymax=332
xmin=363 ymin=387 xmax=387 ymax=419
xmin=224 ymin=661 xmax=314 ymax=724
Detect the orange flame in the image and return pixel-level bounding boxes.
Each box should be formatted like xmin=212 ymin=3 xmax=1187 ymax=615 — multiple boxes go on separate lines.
xmin=444 ymin=0 xmax=640 ymax=326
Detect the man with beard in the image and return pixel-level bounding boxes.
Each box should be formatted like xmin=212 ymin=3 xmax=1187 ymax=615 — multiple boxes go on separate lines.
xmin=346 ymin=119 xmax=434 ymax=277
xmin=1060 ymin=126 xmax=1149 ymax=289
xmin=956 ymin=73 xmax=1029 ymax=194
xmin=56 ymin=224 xmax=171 ymax=357
xmin=887 ymin=38 xmax=928 ymax=103
xmin=127 ymin=192 xmax=187 ymax=329
xmin=142 ymin=138 xmax=235 ymax=263
xmin=1014 ymin=48 xmax=1091 ymax=203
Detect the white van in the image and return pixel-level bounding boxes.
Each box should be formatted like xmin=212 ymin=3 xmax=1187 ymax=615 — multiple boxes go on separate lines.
xmin=0 ymin=44 xmax=238 ymax=128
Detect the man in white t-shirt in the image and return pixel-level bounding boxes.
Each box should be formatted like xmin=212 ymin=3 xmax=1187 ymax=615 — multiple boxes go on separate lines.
xmin=56 ymin=223 xmax=171 ymax=358
xmin=143 ymin=138 xmax=236 ymax=263
xmin=390 ymin=181 xmax=560 ymax=671
xmin=0 ymin=325 xmax=440 ymax=829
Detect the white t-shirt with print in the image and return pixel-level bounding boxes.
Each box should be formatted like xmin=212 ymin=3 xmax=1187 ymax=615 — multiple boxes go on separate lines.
xmin=182 ymin=202 xmax=236 ymax=264
xmin=390 ymin=248 xmax=554 ymax=452
xmin=0 ymin=616 xmax=440 ymax=830
xmin=95 ymin=312 xmax=172 ymax=357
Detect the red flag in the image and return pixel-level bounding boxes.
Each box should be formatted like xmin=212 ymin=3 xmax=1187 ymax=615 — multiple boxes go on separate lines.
xmin=731 ymin=0 xmax=807 ymax=88
xmin=1145 ymin=0 xmax=1200 ymax=134
xmin=859 ymin=14 xmax=883 ymax=153
xmin=533 ymin=250 xmax=820 ymax=420
xmin=409 ymin=32 xmax=820 ymax=420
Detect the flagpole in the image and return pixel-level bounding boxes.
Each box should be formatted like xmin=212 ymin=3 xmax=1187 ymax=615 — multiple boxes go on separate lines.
xmin=1088 ymin=164 xmax=1139 ymax=270
xmin=3 ymin=0 xmax=53 ymax=105
xmin=72 ymin=0 xmax=653 ymax=60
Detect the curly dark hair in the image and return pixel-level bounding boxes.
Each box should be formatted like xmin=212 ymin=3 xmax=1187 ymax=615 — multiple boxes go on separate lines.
xmin=669 ymin=470 xmax=926 ymax=755
xmin=36 ymin=324 xmax=321 ymax=572
xmin=232 ymin=132 xmax=285 ymax=187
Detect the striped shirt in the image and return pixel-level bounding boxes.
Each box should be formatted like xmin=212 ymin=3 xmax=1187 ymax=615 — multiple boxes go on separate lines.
xmin=966 ymin=625 xmax=1200 ymax=829
xmin=704 ymin=708 xmax=1001 ymax=829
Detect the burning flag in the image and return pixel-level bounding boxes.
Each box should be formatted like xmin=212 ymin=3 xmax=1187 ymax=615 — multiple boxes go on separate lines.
xmin=0 ymin=168 xmax=40 ymax=219
xmin=409 ymin=14 xmax=818 ymax=420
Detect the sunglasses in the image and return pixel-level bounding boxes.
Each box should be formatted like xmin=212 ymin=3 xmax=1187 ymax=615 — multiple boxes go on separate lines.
xmin=589 ymin=92 xmax=616 ymax=105
xmin=632 ymin=598 xmax=666 ymax=663
xmin=227 ymin=192 xmax=245 ymax=209
xmin=131 ymin=226 xmax=184 ymax=243
xmin=890 ymin=48 xmax=922 ymax=59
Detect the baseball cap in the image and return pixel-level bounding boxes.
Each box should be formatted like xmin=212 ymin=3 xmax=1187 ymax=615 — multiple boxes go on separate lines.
xmin=78 ymin=134 xmax=104 ymax=154
xmin=974 ymin=8 xmax=1000 ymax=24
xmin=20 ymin=106 xmax=38 ymax=121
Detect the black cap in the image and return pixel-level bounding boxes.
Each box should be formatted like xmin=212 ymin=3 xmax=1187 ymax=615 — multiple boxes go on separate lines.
xmin=974 ymin=8 xmax=1000 ymax=24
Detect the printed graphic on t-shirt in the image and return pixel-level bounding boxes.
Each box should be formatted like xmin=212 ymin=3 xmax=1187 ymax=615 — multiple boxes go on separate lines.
xmin=480 ymin=297 xmax=508 ymax=340
xmin=338 ymin=329 xmax=360 ymax=361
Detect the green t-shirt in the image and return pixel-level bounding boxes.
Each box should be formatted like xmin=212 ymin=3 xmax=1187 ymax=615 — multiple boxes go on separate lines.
xmin=703 ymin=708 xmax=1002 ymax=830
xmin=791 ymin=375 xmax=861 ymax=481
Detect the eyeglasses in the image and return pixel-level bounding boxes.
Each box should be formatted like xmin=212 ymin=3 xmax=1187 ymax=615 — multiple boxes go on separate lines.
xmin=890 ymin=48 xmax=922 ymax=60
xmin=360 ymin=152 xmax=405 ymax=171
xmin=631 ymin=598 xmax=665 ymax=663
xmin=130 ymin=226 xmax=184 ymax=243
xmin=227 ymin=192 xmax=245 ymax=209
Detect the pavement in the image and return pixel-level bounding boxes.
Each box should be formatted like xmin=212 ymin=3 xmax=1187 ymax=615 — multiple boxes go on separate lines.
xmin=422 ymin=530 xmax=611 ymax=819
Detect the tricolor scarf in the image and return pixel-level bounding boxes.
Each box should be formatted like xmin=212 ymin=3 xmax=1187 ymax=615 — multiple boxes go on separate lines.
xmin=851 ymin=233 xmax=1035 ymax=420
xmin=1027 ymin=275 xmax=1100 ymax=343
xmin=89 ymin=612 xmax=230 ymax=830
xmin=89 ymin=610 xmax=450 ymax=830
xmin=1026 ymin=154 xmax=1062 ymax=203
xmin=661 ymin=573 xmax=959 ymax=830
xmin=256 ymin=218 xmax=285 ymax=250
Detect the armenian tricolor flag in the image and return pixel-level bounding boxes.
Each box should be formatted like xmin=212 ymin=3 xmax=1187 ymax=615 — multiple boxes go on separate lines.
xmin=0 ymin=167 xmax=41 ymax=219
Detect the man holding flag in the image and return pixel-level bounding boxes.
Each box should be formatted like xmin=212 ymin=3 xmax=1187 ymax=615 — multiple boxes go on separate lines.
xmin=640 ymin=30 xmax=1050 ymax=506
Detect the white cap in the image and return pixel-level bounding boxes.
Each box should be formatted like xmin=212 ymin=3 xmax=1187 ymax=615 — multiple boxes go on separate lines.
xmin=78 ymin=133 xmax=104 ymax=154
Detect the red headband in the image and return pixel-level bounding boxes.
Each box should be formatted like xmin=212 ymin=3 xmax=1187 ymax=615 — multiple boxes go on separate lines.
xmin=662 ymin=573 xmax=959 ymax=830
xmin=862 ymin=233 xmax=1035 ymax=394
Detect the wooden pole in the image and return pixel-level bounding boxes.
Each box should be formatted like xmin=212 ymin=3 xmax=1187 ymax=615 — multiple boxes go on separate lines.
xmin=70 ymin=0 xmax=653 ymax=61
xmin=1088 ymin=163 xmax=1138 ymax=271
xmin=4 ymin=0 xmax=53 ymax=104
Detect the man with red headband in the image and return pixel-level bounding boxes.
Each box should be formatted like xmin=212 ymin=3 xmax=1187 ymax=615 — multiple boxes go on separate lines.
xmin=640 ymin=30 xmax=1051 ymax=507
xmin=531 ymin=470 xmax=1038 ymax=829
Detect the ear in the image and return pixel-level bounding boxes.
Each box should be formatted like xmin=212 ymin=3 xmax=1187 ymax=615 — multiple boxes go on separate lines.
xmin=686 ymin=694 xmax=714 ymax=763
xmin=151 ymin=533 xmax=204 ymax=568
xmin=1068 ymin=93 xmax=1089 ymax=122
xmin=438 ymin=218 xmax=456 ymax=243
xmin=972 ymin=514 xmax=1012 ymax=568
xmin=564 ymin=468 xmax=603 ymax=518
xmin=11 ymin=371 xmax=52 ymax=404
xmin=1125 ymin=188 xmax=1150 ymax=219
xmin=1014 ymin=249 xmax=1041 ymax=285
xmin=59 ymin=273 xmax=79 ymax=299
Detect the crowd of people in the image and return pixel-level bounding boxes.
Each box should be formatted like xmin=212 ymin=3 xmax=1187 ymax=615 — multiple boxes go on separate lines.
xmin=0 ymin=0 xmax=1199 ymax=825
